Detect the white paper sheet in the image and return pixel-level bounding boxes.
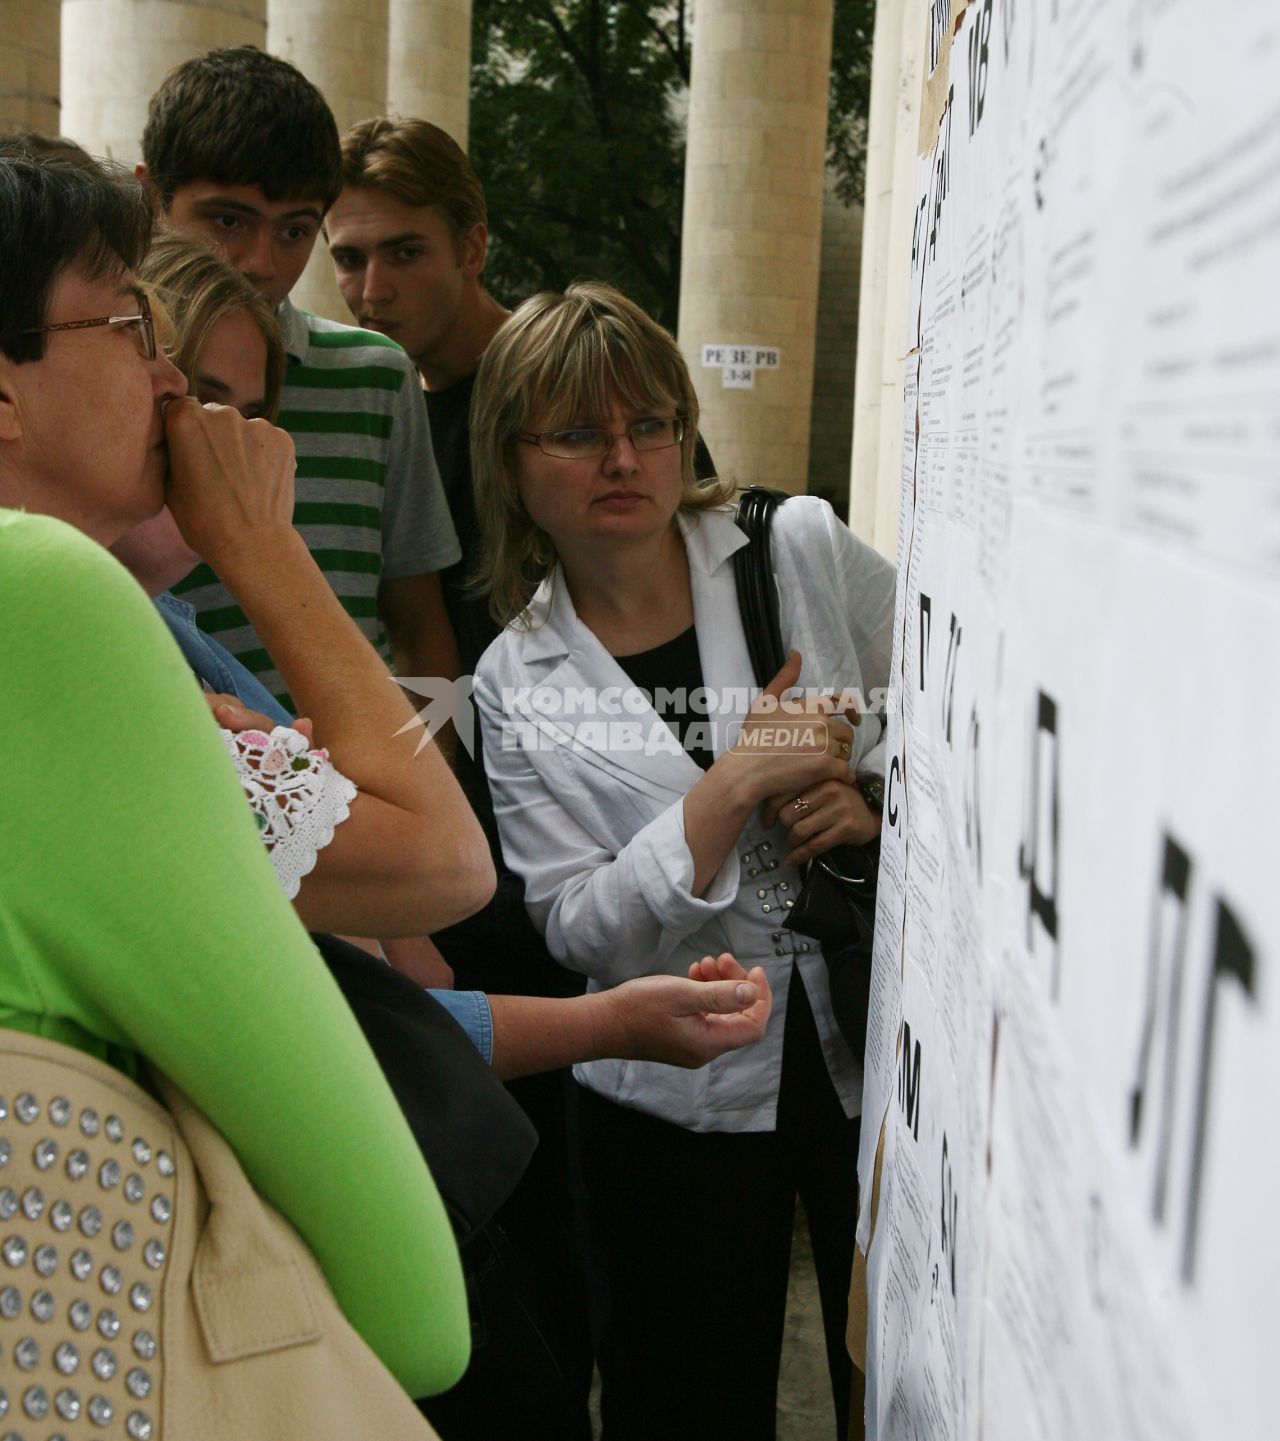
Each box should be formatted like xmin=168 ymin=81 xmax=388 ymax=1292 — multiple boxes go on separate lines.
xmin=860 ymin=3 xmax=1280 ymax=1439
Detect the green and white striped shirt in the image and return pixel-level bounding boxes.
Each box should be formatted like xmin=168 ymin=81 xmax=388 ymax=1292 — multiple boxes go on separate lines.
xmin=174 ymin=301 xmax=460 ymax=707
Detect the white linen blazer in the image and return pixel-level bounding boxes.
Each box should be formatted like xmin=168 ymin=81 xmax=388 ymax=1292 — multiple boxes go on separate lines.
xmin=474 ymin=498 xmax=897 ymax=1132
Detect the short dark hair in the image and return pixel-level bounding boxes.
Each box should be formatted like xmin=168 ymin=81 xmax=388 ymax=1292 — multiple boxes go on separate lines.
xmin=142 ymin=47 xmax=342 ymax=211
xmin=0 ymin=153 xmax=153 ymax=364
xmin=340 ymin=118 xmax=487 ymax=238
xmin=0 ymin=131 xmax=100 ymax=171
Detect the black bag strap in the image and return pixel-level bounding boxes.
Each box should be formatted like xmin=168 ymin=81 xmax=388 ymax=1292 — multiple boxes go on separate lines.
xmin=732 ymin=486 xmax=790 ymax=689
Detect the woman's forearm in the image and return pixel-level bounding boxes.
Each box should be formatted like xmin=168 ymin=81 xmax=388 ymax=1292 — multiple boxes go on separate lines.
xmin=486 ymin=967 xmax=772 ymax=1079
xmin=211 ymin=530 xmax=494 ymax=928
xmin=681 ymin=757 xmax=757 ymax=896
xmin=212 ymin=531 xmax=444 ymax=798
xmin=486 ymin=992 xmax=611 ymax=1078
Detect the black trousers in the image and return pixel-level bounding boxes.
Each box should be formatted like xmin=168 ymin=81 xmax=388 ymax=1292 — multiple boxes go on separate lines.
xmin=421 ymin=884 xmax=594 ymax=1441
xmin=574 ymin=965 xmax=860 ymax=1441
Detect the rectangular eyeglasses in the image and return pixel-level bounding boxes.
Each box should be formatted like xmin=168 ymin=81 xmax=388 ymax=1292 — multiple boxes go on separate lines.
xmin=518 ymin=415 xmax=686 ymax=460
xmin=22 ymin=290 xmax=157 ymax=361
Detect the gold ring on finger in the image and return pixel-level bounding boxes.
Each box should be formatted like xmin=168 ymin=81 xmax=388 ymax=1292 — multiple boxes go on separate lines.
xmin=792 ymin=796 xmax=811 ymax=815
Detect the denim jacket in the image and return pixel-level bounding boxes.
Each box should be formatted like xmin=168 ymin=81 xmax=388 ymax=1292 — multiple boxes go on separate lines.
xmin=155 ymin=591 xmax=291 ymax=726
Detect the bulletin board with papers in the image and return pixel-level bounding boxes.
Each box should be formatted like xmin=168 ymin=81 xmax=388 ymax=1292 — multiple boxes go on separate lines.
xmin=857 ymin=2 xmax=1280 ymax=1438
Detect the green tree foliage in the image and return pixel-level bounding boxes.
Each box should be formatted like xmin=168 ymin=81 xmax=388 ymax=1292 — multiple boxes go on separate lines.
xmin=470 ymin=0 xmax=874 ymax=326
xmin=827 ymin=0 xmax=875 ymax=208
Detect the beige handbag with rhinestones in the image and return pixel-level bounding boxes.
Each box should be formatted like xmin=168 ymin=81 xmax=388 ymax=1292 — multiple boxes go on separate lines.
xmin=0 ymin=1029 xmax=440 ymax=1440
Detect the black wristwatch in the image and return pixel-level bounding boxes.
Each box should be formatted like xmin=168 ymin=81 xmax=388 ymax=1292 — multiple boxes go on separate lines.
xmin=856 ymin=775 xmax=884 ymax=814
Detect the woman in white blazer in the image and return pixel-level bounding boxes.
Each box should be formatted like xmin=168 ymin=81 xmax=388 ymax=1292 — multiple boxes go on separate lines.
xmin=471 ymin=282 xmax=896 ymax=1441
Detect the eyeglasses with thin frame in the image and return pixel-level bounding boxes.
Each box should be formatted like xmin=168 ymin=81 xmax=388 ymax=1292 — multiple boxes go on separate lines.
xmin=517 ymin=415 xmax=686 ymax=460
xmin=22 ymin=291 xmax=157 ymax=362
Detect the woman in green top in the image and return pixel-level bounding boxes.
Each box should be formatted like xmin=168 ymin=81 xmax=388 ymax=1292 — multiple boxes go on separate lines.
xmin=0 ymin=151 xmax=468 ymax=1401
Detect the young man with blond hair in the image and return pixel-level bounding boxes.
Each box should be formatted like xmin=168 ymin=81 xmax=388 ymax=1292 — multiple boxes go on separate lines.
xmin=327 ymin=118 xmax=511 ymax=674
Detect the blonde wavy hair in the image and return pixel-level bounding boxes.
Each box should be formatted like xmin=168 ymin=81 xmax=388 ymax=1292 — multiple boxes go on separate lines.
xmin=138 ymin=229 xmax=285 ymax=419
xmin=471 ymin=280 xmax=735 ymax=627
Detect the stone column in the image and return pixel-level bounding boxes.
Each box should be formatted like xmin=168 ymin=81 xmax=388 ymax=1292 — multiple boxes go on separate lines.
xmin=1 ymin=0 xmax=61 ymax=135
xmin=677 ymin=0 xmax=835 ymax=495
xmin=387 ymin=0 xmax=470 ymax=146
xmin=848 ymin=0 xmax=929 ymax=560
xmin=268 ymin=0 xmax=389 ymax=319
xmin=60 ymin=0 xmax=266 ymax=164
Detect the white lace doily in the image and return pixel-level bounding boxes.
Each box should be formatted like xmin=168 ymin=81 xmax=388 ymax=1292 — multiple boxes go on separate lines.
xmin=221 ymin=726 xmax=357 ymax=899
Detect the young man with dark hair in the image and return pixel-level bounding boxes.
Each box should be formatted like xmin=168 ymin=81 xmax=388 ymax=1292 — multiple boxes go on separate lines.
xmin=140 ymin=44 xmax=343 ymax=220
xmin=137 ymin=48 xmax=461 ymax=709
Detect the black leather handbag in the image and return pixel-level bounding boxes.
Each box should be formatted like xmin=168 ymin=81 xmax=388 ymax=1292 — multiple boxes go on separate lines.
xmin=732 ymin=487 xmax=879 ymax=1060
